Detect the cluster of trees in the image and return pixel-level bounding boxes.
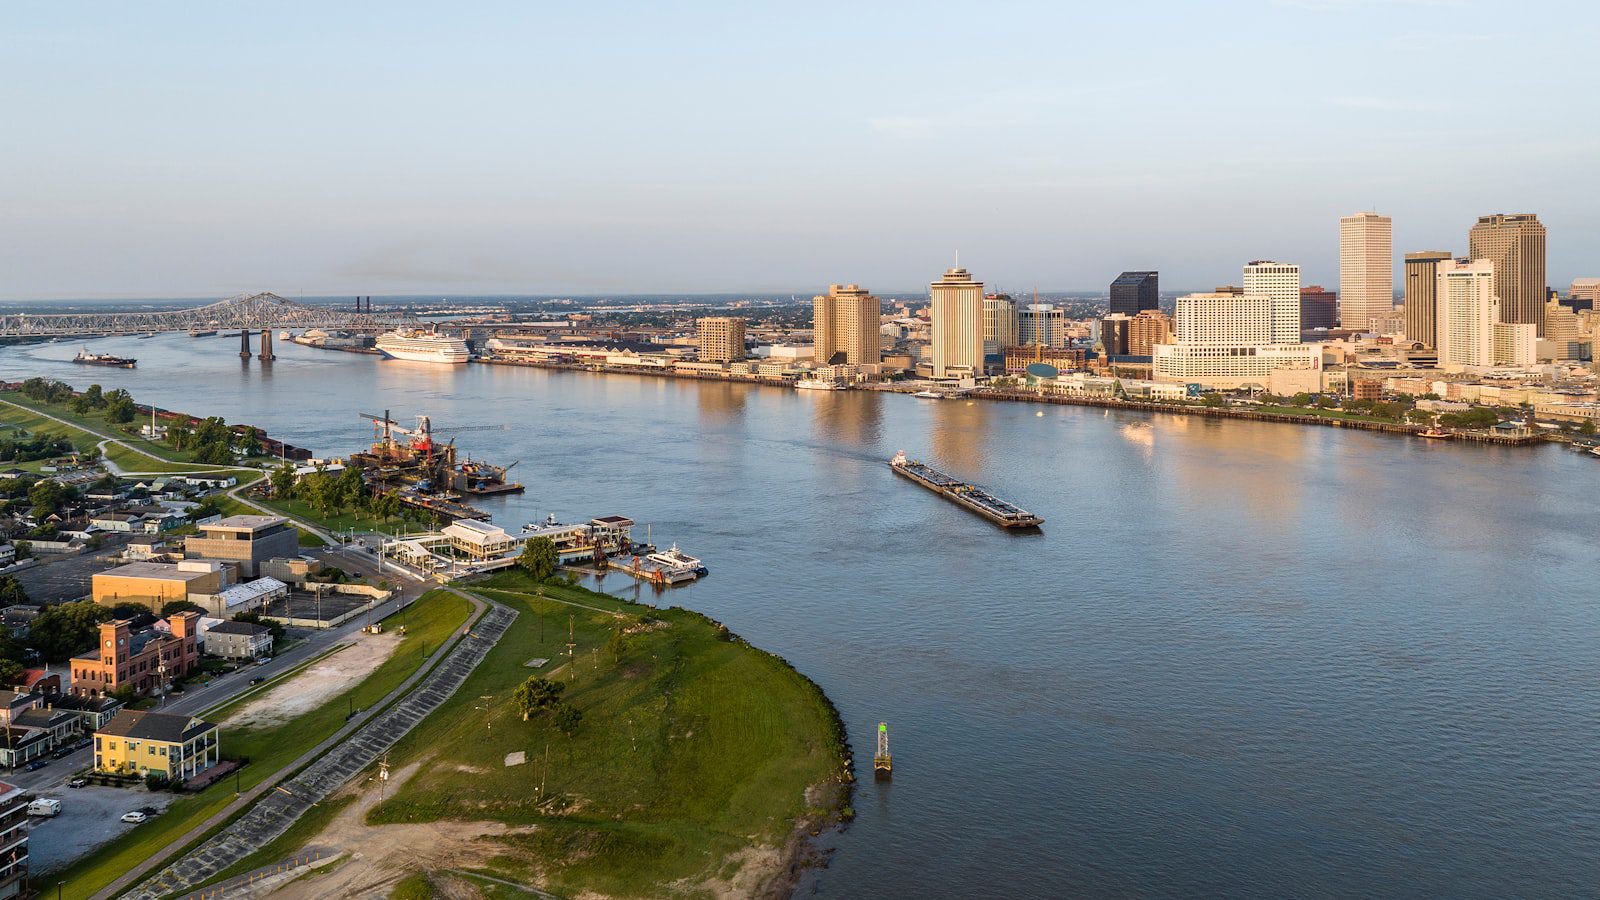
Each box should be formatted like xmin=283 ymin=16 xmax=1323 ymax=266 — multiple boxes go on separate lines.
xmin=27 ymin=600 xmax=115 ymax=662
xmin=168 ymin=416 xmax=248 ymax=465
xmin=270 ymin=461 xmax=409 ymax=523
xmin=231 ymin=609 xmax=286 ymax=641
xmin=68 ymin=383 xmax=136 ymax=423
xmin=1437 ymin=407 xmax=1500 ymax=429
xmin=0 ymin=430 xmax=75 ymax=464
xmin=17 ymin=378 xmax=74 ymax=405
xmin=511 ymin=676 xmax=582 ymax=735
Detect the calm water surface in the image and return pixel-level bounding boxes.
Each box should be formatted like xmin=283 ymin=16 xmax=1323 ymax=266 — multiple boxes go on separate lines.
xmin=7 ymin=335 xmax=1600 ymax=898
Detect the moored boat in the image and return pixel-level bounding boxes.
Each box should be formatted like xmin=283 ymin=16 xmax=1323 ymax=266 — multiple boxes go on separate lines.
xmin=1418 ymin=428 xmax=1452 ymax=440
xmin=795 ymin=378 xmax=845 ymax=391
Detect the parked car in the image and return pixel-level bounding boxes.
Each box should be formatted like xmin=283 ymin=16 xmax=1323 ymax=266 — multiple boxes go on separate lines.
xmin=120 ymin=811 xmax=147 ymax=824
xmin=75 ymin=738 xmax=92 ymax=751
xmin=249 ymin=676 xmax=265 ymax=685
xmin=24 ymin=759 xmax=48 ymax=771
xmin=68 ymin=778 xmax=87 ymax=788
xmin=50 ymin=747 xmax=74 ymax=760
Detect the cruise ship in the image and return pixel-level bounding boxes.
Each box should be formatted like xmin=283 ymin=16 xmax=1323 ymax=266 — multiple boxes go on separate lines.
xmin=374 ymin=330 xmax=471 ymax=364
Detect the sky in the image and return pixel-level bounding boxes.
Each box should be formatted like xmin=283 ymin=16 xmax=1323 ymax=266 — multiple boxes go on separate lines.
xmin=2 ymin=0 xmax=1597 ymax=300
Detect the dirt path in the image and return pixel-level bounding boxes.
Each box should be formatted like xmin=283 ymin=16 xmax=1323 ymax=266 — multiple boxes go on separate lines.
xmin=267 ymin=761 xmax=540 ymax=900
xmin=223 ymin=634 xmax=402 ymax=729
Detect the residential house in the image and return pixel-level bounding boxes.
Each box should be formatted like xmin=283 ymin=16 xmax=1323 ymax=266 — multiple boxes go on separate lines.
xmin=203 ymin=620 xmax=274 ymax=661
xmin=94 ymin=710 xmax=220 ymax=781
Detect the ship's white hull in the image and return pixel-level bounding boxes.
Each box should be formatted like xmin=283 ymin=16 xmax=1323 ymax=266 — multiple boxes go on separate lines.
xmin=377 ymin=346 xmax=469 ymax=364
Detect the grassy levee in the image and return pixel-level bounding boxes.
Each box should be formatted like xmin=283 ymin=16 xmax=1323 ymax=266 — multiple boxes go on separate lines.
xmin=48 ymin=590 xmax=473 ymax=900
xmin=0 ymin=399 xmax=105 ymax=454
xmin=363 ymin=571 xmax=848 ymax=898
xmin=210 ymin=486 xmax=329 ymax=547
xmin=0 ymin=391 xmax=199 ymax=460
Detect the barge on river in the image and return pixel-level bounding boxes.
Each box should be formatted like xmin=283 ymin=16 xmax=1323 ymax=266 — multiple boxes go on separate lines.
xmin=889 ymin=451 xmax=1043 ymax=529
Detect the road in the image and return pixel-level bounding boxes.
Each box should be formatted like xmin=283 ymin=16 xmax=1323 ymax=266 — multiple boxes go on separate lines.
xmin=4 ymin=544 xmax=431 ymax=795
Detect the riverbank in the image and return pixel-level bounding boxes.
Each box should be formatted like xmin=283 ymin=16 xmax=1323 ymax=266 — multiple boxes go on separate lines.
xmin=312 ymin=571 xmax=852 ymax=898
xmin=468 ymin=356 xmax=1559 ymax=448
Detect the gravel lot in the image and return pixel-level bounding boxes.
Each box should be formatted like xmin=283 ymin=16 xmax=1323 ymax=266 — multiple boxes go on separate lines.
xmin=27 ymin=782 xmax=178 ymax=875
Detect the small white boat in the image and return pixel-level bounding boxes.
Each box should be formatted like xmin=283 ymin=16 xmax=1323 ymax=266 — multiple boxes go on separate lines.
xmin=647 ymin=543 xmax=708 ymax=577
xmin=911 ymin=390 xmax=944 ymax=400
xmin=795 ymin=378 xmax=844 ymax=391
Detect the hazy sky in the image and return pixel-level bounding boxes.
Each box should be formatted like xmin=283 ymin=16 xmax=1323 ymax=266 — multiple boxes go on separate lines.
xmin=3 ymin=1 xmax=1596 ymax=300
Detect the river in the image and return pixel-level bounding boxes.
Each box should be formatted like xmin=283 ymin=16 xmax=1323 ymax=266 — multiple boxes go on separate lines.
xmin=6 ymin=333 xmax=1600 ymax=897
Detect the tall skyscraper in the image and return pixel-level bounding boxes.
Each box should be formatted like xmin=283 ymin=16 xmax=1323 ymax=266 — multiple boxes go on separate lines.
xmin=1242 ymin=261 xmax=1301 ymax=343
xmin=1020 ymin=304 xmax=1068 ymax=349
xmin=1402 ymin=251 xmax=1451 ymax=348
xmin=1128 ymin=310 xmax=1174 ymax=355
xmin=1100 ymin=313 xmax=1132 ymax=356
xmin=982 ymin=293 xmax=1020 ymax=354
xmin=1109 ymin=271 xmax=1159 ymax=316
xmin=812 ymin=283 xmax=881 ymax=365
xmin=696 ymin=316 xmax=746 ymax=363
xmin=930 ymin=267 xmax=984 ymax=378
xmin=1299 ymin=286 xmax=1338 ymax=331
xmin=1338 ymin=212 xmax=1393 ymax=334
xmin=1469 ymin=213 xmax=1547 ymax=335
xmin=1435 ymin=258 xmax=1496 ymax=370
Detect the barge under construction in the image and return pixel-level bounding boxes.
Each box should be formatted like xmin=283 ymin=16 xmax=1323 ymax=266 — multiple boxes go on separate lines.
xmin=889 ymin=450 xmax=1043 ymax=529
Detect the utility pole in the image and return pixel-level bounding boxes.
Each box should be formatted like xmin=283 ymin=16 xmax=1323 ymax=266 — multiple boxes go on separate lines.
xmin=566 ymin=615 xmax=576 ymax=682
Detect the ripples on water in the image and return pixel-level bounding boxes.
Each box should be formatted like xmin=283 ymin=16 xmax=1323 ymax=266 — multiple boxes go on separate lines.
xmin=7 ymin=335 xmax=1599 ymax=898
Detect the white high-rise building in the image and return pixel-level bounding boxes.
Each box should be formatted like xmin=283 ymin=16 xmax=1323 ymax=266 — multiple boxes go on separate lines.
xmin=1151 ymin=292 xmax=1320 ymax=389
xmin=1019 ymin=303 xmax=1067 ymax=349
xmin=1339 ymin=212 xmax=1394 ymax=334
xmin=930 ymin=267 xmax=984 ymax=378
xmin=1493 ymin=322 xmax=1537 ymax=366
xmin=1242 ymin=261 xmax=1302 ymax=343
xmin=1435 ymin=258 xmax=1496 ymax=371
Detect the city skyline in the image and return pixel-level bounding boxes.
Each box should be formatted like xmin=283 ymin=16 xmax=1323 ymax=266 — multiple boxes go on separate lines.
xmin=3 ymin=3 xmax=1597 ymax=300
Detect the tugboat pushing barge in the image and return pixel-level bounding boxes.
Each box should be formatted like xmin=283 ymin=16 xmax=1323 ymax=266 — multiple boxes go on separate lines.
xmin=73 ymin=348 xmax=136 ymax=368
xmin=889 ymin=450 xmax=1043 ymax=529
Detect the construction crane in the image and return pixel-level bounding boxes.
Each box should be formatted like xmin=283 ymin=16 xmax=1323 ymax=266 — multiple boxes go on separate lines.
xmin=360 ymin=410 xmax=508 ymax=458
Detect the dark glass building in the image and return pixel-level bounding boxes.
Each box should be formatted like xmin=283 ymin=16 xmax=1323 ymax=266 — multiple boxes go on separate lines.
xmin=1110 ymin=271 xmax=1159 ymax=316
xmin=1300 ymin=285 xmax=1338 ymax=331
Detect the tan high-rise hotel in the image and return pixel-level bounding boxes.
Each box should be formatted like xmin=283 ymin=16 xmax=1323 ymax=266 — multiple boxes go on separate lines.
xmin=1402 ymin=251 xmax=1452 ymax=348
xmin=696 ymin=316 xmax=746 ymax=363
xmin=812 ymin=283 xmax=881 ymax=365
xmin=1339 ymin=212 xmax=1393 ymax=334
xmin=930 ymin=267 xmax=984 ymax=378
xmin=1468 ymin=213 xmax=1547 ymax=335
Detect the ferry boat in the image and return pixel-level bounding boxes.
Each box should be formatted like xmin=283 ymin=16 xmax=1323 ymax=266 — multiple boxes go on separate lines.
xmin=375 ymin=329 xmax=471 ymax=364
xmin=911 ymin=390 xmax=944 ymax=400
xmin=889 ymin=450 xmax=1043 ymax=529
xmin=795 ymin=378 xmax=844 ymax=391
xmin=73 ymin=348 xmax=136 ymax=368
xmin=1417 ymin=428 xmax=1452 ymax=440
xmin=647 ymin=544 xmax=709 ymax=577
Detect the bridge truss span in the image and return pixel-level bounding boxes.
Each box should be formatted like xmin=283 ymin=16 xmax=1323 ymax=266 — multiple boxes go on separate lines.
xmin=0 ymin=292 xmax=415 ymax=337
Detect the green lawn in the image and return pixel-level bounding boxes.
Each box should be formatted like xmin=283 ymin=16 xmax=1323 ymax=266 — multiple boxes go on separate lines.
xmin=101 ymin=441 xmax=222 ymax=474
xmin=360 ymin=572 xmax=846 ymax=898
xmin=0 ymin=399 xmax=103 ymax=454
xmin=207 ymin=486 xmax=329 ymax=547
xmin=50 ymin=590 xmax=474 ymax=900
xmin=1255 ymin=404 xmax=1404 ymax=424
xmin=252 ymin=496 xmax=414 ymax=537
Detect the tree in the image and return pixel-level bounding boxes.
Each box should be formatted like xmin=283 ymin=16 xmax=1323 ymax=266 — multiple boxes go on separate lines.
xmin=519 ymin=537 xmax=558 ymax=582
xmin=82 ymin=384 xmax=105 ymax=408
xmin=103 ymin=389 xmax=136 ymax=424
xmin=27 ymin=479 xmax=65 ymax=517
xmin=511 ymin=676 xmax=565 ymax=721
xmin=193 ymin=442 xmax=234 ymax=465
xmin=606 ymin=625 xmax=626 ymax=663
xmin=1582 ymin=419 xmax=1597 ymax=437
xmin=553 ymin=704 xmax=582 ymax=736
xmin=232 ymin=609 xmax=286 ymax=641
xmin=0 ymin=659 xmax=22 ymax=686
xmin=161 ymin=599 xmax=205 ymax=617
xmin=27 ymin=600 xmax=115 ymax=662
xmin=0 ymin=577 xmax=28 ymax=608
xmin=1289 ymin=392 xmax=1313 ymax=407
xmin=1200 ymin=394 xmax=1225 ymax=408
xmin=269 ymin=462 xmax=295 ymax=499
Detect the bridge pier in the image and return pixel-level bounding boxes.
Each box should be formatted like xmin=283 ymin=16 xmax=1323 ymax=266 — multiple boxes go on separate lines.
xmin=239 ymin=329 xmax=253 ymax=359
xmin=260 ymin=328 xmax=274 ymax=361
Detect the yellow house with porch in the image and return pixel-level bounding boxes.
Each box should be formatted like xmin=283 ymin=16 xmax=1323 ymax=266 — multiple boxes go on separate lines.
xmin=93 ymin=710 xmax=220 ymax=781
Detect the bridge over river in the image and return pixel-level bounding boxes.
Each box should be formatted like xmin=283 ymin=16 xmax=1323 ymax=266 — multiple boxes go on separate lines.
xmin=0 ymin=291 xmax=413 ymax=337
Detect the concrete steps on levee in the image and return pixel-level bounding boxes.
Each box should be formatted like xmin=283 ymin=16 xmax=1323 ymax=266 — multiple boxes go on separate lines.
xmin=121 ymin=601 xmax=516 ymax=900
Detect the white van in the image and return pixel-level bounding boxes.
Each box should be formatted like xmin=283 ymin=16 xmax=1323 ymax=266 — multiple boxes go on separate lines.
xmin=27 ymin=798 xmax=60 ymax=817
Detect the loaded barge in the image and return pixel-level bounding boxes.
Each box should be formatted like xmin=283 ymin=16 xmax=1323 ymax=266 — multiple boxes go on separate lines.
xmin=889 ymin=451 xmax=1043 ymax=529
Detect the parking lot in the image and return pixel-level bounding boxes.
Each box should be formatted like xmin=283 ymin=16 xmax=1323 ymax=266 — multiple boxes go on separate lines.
xmin=27 ymin=781 xmax=178 ymax=874
xmin=13 ymin=536 xmax=134 ymax=604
